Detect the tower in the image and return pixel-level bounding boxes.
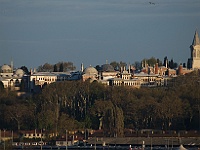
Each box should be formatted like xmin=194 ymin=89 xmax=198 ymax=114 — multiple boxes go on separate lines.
xmin=190 ymin=30 xmax=200 ymax=69
xmin=10 ymin=58 xmax=13 ymax=72
xmin=81 ymin=63 xmax=84 ymax=72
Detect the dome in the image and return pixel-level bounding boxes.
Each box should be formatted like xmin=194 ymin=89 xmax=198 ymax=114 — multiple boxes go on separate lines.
xmin=101 ymin=64 xmax=115 ymax=72
xmin=83 ymin=66 xmax=98 ymax=75
xmin=15 ymin=69 xmax=24 ymax=77
xmin=1 ymin=64 xmax=11 ymax=73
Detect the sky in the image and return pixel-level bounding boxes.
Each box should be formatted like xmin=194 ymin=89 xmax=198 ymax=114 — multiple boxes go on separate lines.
xmin=0 ymin=0 xmax=200 ymax=71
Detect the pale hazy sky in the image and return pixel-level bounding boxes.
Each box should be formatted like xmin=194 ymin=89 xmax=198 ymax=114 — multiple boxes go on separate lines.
xmin=0 ymin=0 xmax=200 ymax=70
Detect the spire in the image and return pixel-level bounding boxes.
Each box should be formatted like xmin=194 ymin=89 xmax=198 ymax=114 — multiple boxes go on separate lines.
xmin=81 ymin=63 xmax=84 ymax=72
xmin=10 ymin=58 xmax=13 ymax=72
xmin=192 ymin=30 xmax=200 ymax=46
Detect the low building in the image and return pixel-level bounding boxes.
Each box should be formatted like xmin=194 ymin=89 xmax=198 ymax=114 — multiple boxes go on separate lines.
xmin=29 ymin=71 xmax=82 ymax=92
xmin=21 ymin=130 xmax=45 ymax=139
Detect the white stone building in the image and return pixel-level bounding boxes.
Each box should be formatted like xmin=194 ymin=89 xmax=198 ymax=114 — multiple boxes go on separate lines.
xmin=0 ymin=63 xmax=24 ymax=90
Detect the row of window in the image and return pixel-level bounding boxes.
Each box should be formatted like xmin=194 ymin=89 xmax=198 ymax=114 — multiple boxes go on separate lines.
xmin=37 ymin=77 xmax=67 ymax=81
xmin=112 ymin=81 xmax=140 ymax=86
xmin=37 ymin=77 xmax=55 ymax=81
xmin=1 ymin=70 xmax=12 ymax=73
xmin=1 ymin=74 xmax=12 ymax=77
xmin=121 ymin=76 xmax=131 ymax=80
xmin=193 ymin=49 xmax=200 ymax=58
xmin=112 ymin=80 xmax=167 ymax=87
xmin=1 ymin=74 xmax=22 ymax=77
xmin=24 ymin=133 xmax=44 ymax=137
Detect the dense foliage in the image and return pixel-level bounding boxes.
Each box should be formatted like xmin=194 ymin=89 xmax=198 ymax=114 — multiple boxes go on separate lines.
xmin=37 ymin=62 xmax=76 ymax=72
xmin=0 ymin=71 xmax=200 ymax=137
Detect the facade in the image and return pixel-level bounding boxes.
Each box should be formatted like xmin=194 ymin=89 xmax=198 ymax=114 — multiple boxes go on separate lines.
xmin=99 ymin=64 xmax=118 ymax=80
xmin=29 ymin=72 xmax=59 ymax=92
xmin=96 ymin=64 xmax=169 ymax=88
xmin=29 ymin=70 xmax=82 ymax=92
xmin=0 ymin=63 xmax=24 ymax=90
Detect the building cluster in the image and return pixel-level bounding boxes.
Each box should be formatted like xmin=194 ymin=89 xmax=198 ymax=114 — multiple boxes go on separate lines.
xmin=1 ymin=30 xmax=200 ymax=93
xmin=0 ymin=63 xmax=26 ymax=90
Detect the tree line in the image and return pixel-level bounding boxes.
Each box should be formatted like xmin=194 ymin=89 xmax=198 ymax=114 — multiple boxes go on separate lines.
xmin=35 ymin=57 xmax=178 ymax=73
xmin=0 ymin=70 xmax=200 ymax=138
xmin=37 ymin=61 xmax=76 ymax=72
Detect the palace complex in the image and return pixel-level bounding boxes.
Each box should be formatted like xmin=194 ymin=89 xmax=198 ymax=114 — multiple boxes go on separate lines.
xmin=1 ymin=30 xmax=200 ymax=93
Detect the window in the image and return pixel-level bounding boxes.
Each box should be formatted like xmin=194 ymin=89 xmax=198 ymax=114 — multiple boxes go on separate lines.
xmin=193 ymin=50 xmax=196 ymax=57
xmin=198 ymin=50 xmax=200 ymax=58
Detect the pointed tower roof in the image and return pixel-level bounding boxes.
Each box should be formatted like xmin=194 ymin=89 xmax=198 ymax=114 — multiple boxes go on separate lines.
xmin=192 ymin=30 xmax=200 ymax=46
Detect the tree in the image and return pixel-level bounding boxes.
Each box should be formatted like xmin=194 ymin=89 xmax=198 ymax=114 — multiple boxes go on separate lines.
xmin=95 ymin=65 xmax=101 ymax=72
xmin=63 ymin=62 xmax=76 ymax=71
xmin=156 ymin=58 xmax=162 ymax=66
xmin=53 ymin=64 xmax=58 ymax=72
xmin=110 ymin=61 xmax=119 ymax=71
xmin=37 ymin=109 xmax=55 ymax=131
xmin=37 ymin=62 xmax=76 ymax=72
xmin=83 ymin=115 xmax=92 ymax=129
xmin=20 ymin=66 xmax=29 ymax=75
xmin=91 ymin=100 xmax=112 ymax=130
xmin=119 ymin=61 xmax=127 ymax=69
xmin=37 ymin=63 xmax=53 ymax=72
xmin=136 ymin=96 xmax=158 ymax=129
xmin=133 ymin=61 xmax=141 ymax=71
xmin=90 ymin=99 xmax=124 ymax=137
xmin=157 ymin=95 xmax=183 ymax=130
xmin=163 ymin=56 xmax=168 ymax=67
xmin=110 ymin=61 xmax=127 ymax=71
xmin=103 ymin=104 xmax=124 ymax=137
xmin=4 ymin=103 xmax=34 ymax=130
xmin=142 ymin=57 xmax=157 ymax=67
xmin=169 ymin=59 xmax=174 ymax=69
xmin=59 ymin=63 xmax=64 ymax=72
xmin=114 ymin=105 xmax=124 ymax=137
xmin=58 ymin=113 xmax=79 ymax=134
xmin=0 ymin=81 xmax=4 ymax=90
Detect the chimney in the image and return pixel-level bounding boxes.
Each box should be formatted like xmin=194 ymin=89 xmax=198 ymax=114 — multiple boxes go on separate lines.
xmin=178 ymin=64 xmax=183 ymax=75
xmin=30 ymin=68 xmax=33 ymax=75
xmin=155 ymin=63 xmax=158 ymax=74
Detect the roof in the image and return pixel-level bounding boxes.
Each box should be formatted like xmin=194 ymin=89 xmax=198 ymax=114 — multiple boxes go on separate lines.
xmin=32 ymin=72 xmax=57 ymax=76
xmin=134 ymin=72 xmax=158 ymax=77
xmin=109 ymin=78 xmax=140 ymax=81
xmin=1 ymin=64 xmax=11 ymax=71
xmin=83 ymin=66 xmax=98 ymax=75
xmin=192 ymin=30 xmax=200 ymax=46
xmin=15 ymin=69 xmax=24 ymax=76
xmin=31 ymin=72 xmax=70 ymax=77
xmin=101 ymin=64 xmax=115 ymax=72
